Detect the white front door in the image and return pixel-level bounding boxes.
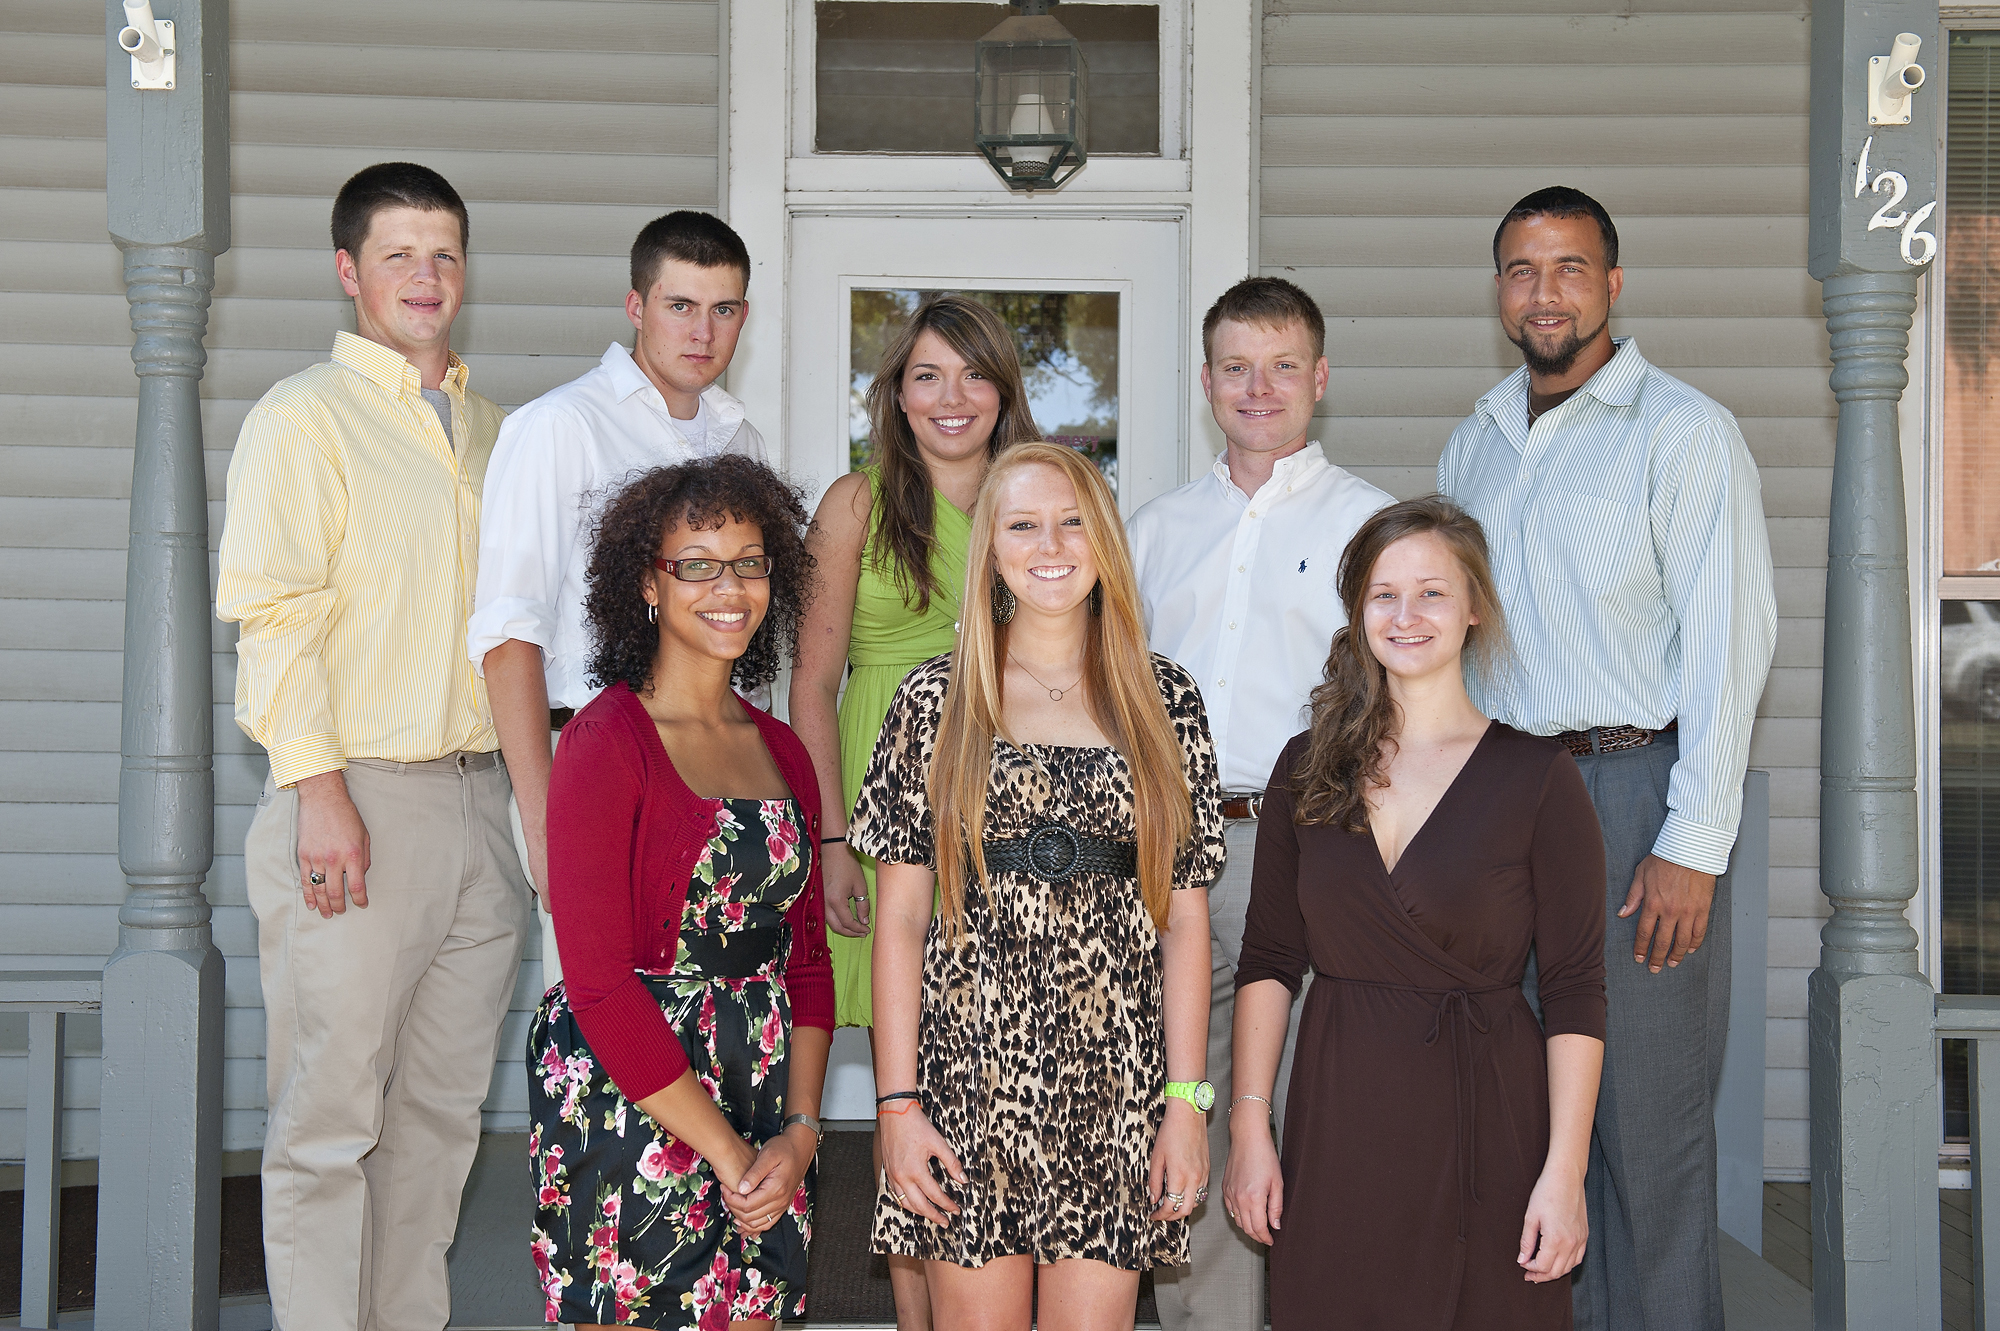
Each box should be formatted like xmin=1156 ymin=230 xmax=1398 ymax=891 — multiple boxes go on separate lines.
xmin=786 ymin=209 xmax=1190 ymax=513
xmin=788 ymin=209 xmax=1189 ymax=1117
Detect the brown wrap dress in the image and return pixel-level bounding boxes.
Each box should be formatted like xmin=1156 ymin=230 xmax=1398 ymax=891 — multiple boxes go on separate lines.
xmin=1236 ymin=722 xmax=1607 ymax=1331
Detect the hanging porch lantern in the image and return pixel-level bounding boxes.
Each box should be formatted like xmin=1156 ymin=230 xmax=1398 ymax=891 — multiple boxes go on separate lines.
xmin=973 ymin=0 xmax=1089 ymax=192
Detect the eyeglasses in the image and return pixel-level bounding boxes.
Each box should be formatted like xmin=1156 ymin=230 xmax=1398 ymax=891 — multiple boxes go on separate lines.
xmin=653 ymin=556 xmax=774 ymax=582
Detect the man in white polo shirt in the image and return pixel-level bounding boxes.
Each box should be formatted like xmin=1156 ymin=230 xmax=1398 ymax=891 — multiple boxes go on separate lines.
xmin=1129 ymin=276 xmax=1390 ymax=1331
xmin=470 ymin=211 xmax=767 ymax=983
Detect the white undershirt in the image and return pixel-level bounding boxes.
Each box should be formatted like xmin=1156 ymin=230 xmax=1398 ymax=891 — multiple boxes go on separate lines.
xmin=673 ymin=396 xmax=713 ymax=455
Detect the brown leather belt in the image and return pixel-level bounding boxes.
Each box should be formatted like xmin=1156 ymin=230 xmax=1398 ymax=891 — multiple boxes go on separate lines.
xmin=1552 ymin=719 xmax=1676 ymax=758
xmin=1221 ymin=793 xmax=1264 ymax=822
xmin=550 ymin=707 xmax=575 ymax=731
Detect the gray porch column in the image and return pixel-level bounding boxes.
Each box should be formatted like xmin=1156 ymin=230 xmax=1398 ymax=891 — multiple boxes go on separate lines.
xmin=1807 ymin=0 xmax=1942 ymax=1326
xmin=97 ymin=2 xmax=230 ymax=1328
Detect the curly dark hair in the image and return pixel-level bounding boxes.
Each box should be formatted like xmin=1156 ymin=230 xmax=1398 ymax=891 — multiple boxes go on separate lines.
xmin=584 ymin=455 xmax=815 ymax=696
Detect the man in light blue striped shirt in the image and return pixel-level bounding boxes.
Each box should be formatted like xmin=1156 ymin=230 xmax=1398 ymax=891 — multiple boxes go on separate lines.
xmin=1439 ymin=187 xmax=1775 ymax=1331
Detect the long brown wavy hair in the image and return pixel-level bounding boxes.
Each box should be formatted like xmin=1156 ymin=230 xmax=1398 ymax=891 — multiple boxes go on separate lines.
xmin=863 ymin=295 xmax=1042 ymax=612
xmin=929 ymin=443 xmax=1192 ymax=938
xmin=1293 ymin=496 xmax=1508 ymax=832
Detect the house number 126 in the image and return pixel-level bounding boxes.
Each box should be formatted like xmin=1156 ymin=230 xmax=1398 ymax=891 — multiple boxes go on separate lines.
xmin=1856 ymin=135 xmax=1938 ymax=266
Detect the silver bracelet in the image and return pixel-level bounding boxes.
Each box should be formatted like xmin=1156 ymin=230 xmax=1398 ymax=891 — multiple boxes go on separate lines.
xmin=1229 ymin=1094 xmax=1273 ymax=1116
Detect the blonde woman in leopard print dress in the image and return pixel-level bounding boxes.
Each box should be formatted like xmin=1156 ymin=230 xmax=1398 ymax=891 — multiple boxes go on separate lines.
xmin=850 ymin=442 xmax=1226 ymax=1329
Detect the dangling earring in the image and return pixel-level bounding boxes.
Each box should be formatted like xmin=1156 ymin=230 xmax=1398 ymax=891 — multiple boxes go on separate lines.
xmin=1088 ymin=581 xmax=1103 ymax=617
xmin=647 ymin=602 xmax=658 ymax=624
xmin=991 ymin=576 xmax=1017 ymax=626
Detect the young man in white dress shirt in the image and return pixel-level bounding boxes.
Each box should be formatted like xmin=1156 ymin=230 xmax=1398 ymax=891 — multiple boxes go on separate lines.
xmin=1129 ymin=277 xmax=1391 ymax=1331
xmin=470 ymin=211 xmax=767 ymax=983
xmin=1438 ymin=186 xmax=1775 ymax=1331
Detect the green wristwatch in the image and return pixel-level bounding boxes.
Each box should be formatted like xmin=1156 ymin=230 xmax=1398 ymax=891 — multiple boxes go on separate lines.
xmin=1165 ymin=1080 xmax=1216 ymax=1113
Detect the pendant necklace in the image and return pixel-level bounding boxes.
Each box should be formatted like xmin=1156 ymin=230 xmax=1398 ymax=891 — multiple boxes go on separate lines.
xmin=1009 ymin=653 xmax=1084 ymax=702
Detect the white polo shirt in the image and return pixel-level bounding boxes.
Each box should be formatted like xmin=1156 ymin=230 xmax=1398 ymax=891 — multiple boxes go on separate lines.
xmin=468 ymin=342 xmax=767 ymax=708
xmin=1128 ymin=443 xmax=1391 ymax=794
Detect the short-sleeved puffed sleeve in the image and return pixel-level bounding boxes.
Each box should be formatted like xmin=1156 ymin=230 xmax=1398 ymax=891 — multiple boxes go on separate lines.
xmin=848 ymin=654 xmax=954 ymax=869
xmin=1155 ymin=654 xmax=1227 ymax=891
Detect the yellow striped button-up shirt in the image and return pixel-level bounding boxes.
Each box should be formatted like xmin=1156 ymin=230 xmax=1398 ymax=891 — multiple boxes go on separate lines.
xmin=218 ymin=331 xmax=506 ymax=788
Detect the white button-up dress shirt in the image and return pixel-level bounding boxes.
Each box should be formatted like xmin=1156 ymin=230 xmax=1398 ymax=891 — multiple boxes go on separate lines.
xmin=468 ymin=342 xmax=768 ymax=708
xmin=1438 ymin=337 xmax=1776 ymax=875
xmin=1129 ymin=443 xmax=1393 ymax=794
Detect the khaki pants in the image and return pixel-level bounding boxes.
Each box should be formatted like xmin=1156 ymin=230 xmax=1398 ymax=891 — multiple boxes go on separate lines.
xmin=506 ymin=730 xmax=561 ymax=989
xmin=248 ymin=753 xmax=530 ymax=1331
xmin=1154 ymin=818 xmax=1307 ymax=1331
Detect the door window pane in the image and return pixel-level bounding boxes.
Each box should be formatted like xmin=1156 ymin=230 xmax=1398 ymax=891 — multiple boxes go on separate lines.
xmin=1944 ymin=35 xmax=2000 ymax=574
xmin=850 ymin=289 xmax=1119 ymax=494
xmin=815 ymin=2 xmax=1159 ymax=155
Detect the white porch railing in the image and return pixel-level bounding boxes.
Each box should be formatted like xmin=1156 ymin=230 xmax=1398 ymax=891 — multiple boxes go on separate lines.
xmin=2 ymin=971 xmax=102 ymax=1330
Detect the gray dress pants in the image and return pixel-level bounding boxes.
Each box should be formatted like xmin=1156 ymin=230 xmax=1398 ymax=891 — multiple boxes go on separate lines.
xmin=1155 ymin=818 xmax=1304 ymax=1331
xmin=1567 ymin=736 xmax=1732 ymax=1331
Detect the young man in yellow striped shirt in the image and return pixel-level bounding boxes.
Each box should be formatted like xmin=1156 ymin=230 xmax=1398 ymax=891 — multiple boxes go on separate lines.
xmin=216 ymin=162 xmax=531 ymax=1331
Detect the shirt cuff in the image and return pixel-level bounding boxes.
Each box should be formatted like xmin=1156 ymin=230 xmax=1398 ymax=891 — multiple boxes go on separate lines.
xmin=269 ymin=734 xmax=347 ymax=789
xmin=466 ymin=597 xmax=558 ymax=675
xmin=1652 ymin=813 xmax=1735 ymax=877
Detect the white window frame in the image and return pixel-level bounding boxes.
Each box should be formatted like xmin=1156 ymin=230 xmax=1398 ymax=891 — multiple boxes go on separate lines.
xmin=787 ymin=0 xmax=1191 ymax=194
xmin=1921 ymin=12 xmax=2000 ymax=987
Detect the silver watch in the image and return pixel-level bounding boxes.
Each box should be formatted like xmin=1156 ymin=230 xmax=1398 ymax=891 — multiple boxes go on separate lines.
xmin=782 ymin=1112 xmax=823 ymax=1147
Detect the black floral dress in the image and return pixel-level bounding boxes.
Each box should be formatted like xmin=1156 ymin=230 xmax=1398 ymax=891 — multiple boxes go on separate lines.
xmin=527 ymin=798 xmax=814 ymax=1327
xmin=848 ymin=653 xmax=1227 ymax=1270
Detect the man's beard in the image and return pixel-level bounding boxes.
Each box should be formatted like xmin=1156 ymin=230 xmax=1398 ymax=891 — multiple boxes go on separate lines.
xmin=1507 ymin=314 xmax=1607 ymax=378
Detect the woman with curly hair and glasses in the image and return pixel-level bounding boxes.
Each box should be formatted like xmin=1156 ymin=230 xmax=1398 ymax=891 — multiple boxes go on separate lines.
xmin=526 ymin=454 xmax=834 ymax=1330
xmin=851 ymin=442 xmax=1226 ymax=1329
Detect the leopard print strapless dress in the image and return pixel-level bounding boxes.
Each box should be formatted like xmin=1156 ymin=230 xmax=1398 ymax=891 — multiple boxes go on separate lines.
xmin=849 ymin=652 xmax=1226 ymax=1271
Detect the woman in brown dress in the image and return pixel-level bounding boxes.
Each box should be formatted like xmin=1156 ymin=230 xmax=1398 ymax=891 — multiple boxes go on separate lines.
xmin=1225 ymin=496 xmax=1606 ymax=1331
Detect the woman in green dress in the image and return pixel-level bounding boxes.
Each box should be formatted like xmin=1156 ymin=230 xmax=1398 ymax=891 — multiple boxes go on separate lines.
xmin=790 ymin=295 xmax=1040 ymax=1326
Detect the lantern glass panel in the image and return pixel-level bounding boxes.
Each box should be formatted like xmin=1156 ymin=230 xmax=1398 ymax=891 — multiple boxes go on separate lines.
xmin=815 ymin=2 xmax=1154 ymax=155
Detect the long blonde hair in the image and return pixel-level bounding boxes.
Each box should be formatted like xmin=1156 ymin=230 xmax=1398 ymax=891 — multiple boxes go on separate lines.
xmin=927 ymin=443 xmax=1193 ymax=937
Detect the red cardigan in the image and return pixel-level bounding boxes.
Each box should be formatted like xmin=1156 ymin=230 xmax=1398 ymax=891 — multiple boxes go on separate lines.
xmin=544 ymin=681 xmax=835 ymax=1103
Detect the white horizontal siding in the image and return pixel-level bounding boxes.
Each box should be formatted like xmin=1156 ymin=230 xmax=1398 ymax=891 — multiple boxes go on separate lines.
xmin=1260 ymin=0 xmax=1823 ymax=1180
xmin=0 ymin=0 xmax=721 ymax=1159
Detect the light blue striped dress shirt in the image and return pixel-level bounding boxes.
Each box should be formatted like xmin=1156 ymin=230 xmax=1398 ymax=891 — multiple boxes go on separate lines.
xmin=1438 ymin=338 xmax=1776 ymax=875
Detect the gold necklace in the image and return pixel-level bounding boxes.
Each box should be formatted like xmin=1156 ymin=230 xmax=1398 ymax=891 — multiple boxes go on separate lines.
xmin=1009 ymin=652 xmax=1084 ymax=702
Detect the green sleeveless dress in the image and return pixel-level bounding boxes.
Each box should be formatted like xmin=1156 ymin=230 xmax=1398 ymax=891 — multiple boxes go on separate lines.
xmin=830 ymin=466 xmax=970 ymax=1027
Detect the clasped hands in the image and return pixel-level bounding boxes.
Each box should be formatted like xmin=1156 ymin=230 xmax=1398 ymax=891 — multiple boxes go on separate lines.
xmin=718 ymin=1123 xmax=820 ymax=1235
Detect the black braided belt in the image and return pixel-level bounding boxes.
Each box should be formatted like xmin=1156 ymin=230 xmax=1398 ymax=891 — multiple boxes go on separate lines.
xmin=982 ymin=822 xmax=1137 ymax=884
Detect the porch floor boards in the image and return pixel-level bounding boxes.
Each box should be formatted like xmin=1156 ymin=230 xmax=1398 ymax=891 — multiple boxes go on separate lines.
xmin=0 ymin=1136 xmax=1836 ymax=1329
xmin=1762 ymin=1179 xmax=1976 ymax=1331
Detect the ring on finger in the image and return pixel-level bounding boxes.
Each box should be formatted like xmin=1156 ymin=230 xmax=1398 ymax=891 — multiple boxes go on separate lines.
xmin=1194 ymin=1185 xmax=1209 ymax=1205
xmin=309 ymin=871 xmax=326 ymax=886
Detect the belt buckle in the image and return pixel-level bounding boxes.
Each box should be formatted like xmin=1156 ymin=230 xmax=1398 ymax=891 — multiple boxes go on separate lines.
xmin=1024 ymin=822 xmax=1083 ymax=884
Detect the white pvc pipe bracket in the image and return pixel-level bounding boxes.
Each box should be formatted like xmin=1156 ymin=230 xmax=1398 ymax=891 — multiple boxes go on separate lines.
xmin=117 ymin=0 xmax=175 ymax=91
xmin=1869 ymin=32 xmax=1925 ymax=126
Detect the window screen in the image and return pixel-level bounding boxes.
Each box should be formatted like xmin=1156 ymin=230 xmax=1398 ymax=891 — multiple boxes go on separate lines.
xmin=1945 ymin=35 xmax=2000 ymax=575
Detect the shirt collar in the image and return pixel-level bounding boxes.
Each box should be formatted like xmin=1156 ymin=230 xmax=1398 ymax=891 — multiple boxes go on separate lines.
xmin=1474 ymin=336 xmax=1648 ymax=430
xmin=600 ymin=342 xmax=748 ymax=434
xmin=332 ymin=330 xmax=468 ymax=397
xmin=1208 ymin=440 xmax=1329 ymax=503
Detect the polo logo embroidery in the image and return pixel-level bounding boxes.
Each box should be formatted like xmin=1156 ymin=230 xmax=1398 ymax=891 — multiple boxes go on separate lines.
xmin=1298 ymin=559 xmax=1308 ymax=573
